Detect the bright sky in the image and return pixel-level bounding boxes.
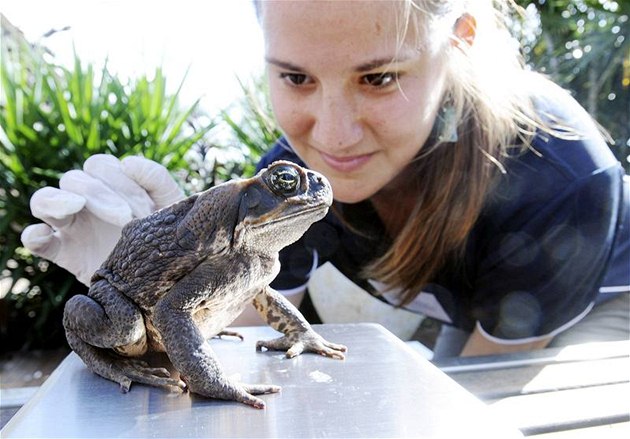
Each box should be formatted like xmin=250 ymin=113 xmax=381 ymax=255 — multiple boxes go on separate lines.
xmin=2 ymin=0 xmax=266 ymax=115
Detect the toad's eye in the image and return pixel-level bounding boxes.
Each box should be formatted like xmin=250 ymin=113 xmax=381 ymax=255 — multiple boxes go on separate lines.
xmin=268 ymin=165 xmax=300 ymax=196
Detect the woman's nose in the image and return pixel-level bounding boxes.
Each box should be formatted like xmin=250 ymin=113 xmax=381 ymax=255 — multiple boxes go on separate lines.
xmin=310 ymin=90 xmax=363 ymax=151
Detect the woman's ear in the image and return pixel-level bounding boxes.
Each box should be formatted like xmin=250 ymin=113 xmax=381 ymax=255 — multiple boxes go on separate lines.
xmin=452 ymin=13 xmax=476 ymax=47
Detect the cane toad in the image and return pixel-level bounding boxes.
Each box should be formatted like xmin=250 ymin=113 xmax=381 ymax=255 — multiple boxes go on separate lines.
xmin=63 ymin=161 xmax=346 ymax=409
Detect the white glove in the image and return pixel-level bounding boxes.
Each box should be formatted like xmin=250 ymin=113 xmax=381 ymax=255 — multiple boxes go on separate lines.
xmin=21 ymin=154 xmax=184 ymax=286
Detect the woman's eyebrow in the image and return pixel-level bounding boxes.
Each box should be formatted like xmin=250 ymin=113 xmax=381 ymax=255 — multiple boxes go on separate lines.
xmin=355 ymin=58 xmax=401 ymax=72
xmin=265 ymin=57 xmax=304 ymax=71
xmin=265 ymin=56 xmax=411 ymax=73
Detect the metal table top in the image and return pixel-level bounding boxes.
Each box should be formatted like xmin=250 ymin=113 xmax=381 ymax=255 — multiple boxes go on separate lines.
xmin=1 ymin=323 xmax=521 ymax=438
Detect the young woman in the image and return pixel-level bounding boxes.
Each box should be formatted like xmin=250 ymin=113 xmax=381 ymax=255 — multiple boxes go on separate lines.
xmin=22 ymin=0 xmax=629 ymax=358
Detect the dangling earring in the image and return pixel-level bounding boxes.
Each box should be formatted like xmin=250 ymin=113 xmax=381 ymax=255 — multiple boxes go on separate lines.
xmin=435 ymin=104 xmax=459 ymax=144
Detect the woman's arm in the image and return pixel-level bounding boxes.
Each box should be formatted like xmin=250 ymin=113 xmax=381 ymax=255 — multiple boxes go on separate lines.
xmin=460 ymin=326 xmax=552 ymax=357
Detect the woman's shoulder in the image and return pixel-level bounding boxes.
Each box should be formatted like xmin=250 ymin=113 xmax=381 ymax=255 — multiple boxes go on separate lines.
xmin=490 ymin=75 xmax=623 ymax=211
xmin=524 ymin=75 xmax=618 ymax=178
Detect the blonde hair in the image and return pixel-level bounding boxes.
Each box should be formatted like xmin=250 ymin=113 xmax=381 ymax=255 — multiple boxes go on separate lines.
xmin=363 ymin=0 xmax=550 ymax=305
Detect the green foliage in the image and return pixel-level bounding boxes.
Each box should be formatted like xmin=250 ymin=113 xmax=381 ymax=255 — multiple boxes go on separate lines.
xmin=516 ymin=0 xmax=629 ymax=171
xmin=0 ymin=42 xmax=214 ymax=350
xmin=174 ymin=75 xmax=281 ymax=195
xmin=200 ymin=77 xmax=281 ymax=184
xmin=218 ymin=76 xmax=281 ymax=179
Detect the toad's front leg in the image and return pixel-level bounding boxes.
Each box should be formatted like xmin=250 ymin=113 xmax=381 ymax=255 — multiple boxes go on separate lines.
xmin=253 ymin=287 xmax=347 ymax=359
xmin=153 ymin=286 xmax=279 ymax=409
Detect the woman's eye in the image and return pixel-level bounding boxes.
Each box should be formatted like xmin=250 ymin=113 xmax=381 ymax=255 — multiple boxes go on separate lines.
xmin=362 ymin=72 xmax=399 ymax=88
xmin=280 ymin=73 xmax=311 ymax=86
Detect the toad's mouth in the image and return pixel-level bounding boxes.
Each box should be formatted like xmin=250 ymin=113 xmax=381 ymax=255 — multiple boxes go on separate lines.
xmin=247 ymin=204 xmax=329 ymax=229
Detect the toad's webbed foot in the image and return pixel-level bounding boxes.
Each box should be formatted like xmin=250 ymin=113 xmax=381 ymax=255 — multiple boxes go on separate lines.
xmin=256 ymin=329 xmax=347 ymax=360
xmin=213 ymin=330 xmax=244 ymax=341
xmin=66 ymin=330 xmax=186 ymax=394
xmin=187 ymin=378 xmax=280 ymax=409
xmin=116 ymin=357 xmax=187 ymax=393
xmin=236 ymin=382 xmax=282 ymax=409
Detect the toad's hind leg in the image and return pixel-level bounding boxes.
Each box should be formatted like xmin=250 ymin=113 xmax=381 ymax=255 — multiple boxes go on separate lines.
xmin=63 ymin=279 xmax=148 ymax=353
xmin=65 ymin=331 xmax=185 ymax=392
xmin=63 ymin=280 xmax=184 ymax=392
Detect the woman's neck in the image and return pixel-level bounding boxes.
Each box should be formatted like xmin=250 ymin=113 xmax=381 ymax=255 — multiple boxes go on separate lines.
xmin=370 ymin=184 xmax=418 ymax=238
xmin=371 ymin=159 xmax=423 ymax=236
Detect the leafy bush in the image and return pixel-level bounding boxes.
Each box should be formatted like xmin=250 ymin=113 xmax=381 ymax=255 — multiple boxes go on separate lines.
xmin=168 ymin=75 xmax=281 ymax=196
xmin=219 ymin=76 xmax=281 ymax=178
xmin=516 ymin=0 xmax=629 ymax=172
xmin=0 ymin=41 xmax=214 ymax=350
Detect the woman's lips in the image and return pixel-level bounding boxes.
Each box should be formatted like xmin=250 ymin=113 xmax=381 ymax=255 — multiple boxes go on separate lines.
xmin=319 ymin=151 xmax=373 ymax=173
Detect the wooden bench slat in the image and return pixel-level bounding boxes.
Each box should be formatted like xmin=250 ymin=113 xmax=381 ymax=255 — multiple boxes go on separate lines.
xmin=0 ymin=387 xmax=40 ymax=408
xmin=528 ymin=421 xmax=630 ymax=438
xmin=446 ymin=357 xmax=630 ymax=400
xmin=487 ymin=382 xmax=630 ymax=435
xmin=435 ymin=340 xmax=629 ymax=373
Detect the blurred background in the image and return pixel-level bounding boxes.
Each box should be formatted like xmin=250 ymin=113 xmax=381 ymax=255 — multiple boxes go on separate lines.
xmin=1 ymin=0 xmax=628 ymax=352
xmin=3 ymin=0 xmax=265 ymax=114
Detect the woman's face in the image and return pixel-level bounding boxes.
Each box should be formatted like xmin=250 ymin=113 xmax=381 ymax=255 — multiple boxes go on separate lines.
xmin=261 ymin=0 xmax=448 ymax=203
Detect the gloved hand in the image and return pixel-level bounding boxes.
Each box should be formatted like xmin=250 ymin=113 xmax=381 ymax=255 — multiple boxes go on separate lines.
xmin=21 ymin=154 xmax=184 ymax=286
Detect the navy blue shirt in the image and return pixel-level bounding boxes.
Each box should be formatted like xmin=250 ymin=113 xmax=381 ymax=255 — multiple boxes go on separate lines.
xmin=257 ymin=93 xmax=630 ymax=342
